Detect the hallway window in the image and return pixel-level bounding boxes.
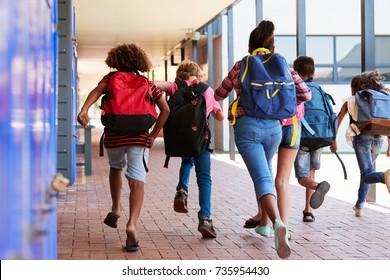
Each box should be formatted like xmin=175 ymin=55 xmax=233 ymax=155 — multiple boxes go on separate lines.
xmin=307 ymin=36 xmax=334 ymax=65
xmin=336 ymin=36 xmax=360 ymax=64
xmin=376 ymin=37 xmax=390 ymax=64
xmin=274 ymin=36 xmax=296 ymax=64
xmin=268 ymin=34 xmax=389 ymax=83
xmin=337 ymin=67 xmax=361 ymax=82
xmin=315 ymin=67 xmax=334 ymax=82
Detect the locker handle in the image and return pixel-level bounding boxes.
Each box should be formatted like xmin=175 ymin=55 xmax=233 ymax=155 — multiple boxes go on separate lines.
xmin=51 ymin=173 xmax=69 ymax=193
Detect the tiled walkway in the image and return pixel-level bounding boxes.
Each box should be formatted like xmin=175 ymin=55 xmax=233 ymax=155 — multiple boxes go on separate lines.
xmin=57 ymin=128 xmax=390 ymax=260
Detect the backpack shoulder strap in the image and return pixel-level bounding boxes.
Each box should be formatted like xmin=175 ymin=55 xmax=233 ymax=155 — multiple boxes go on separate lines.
xmin=175 ymin=80 xmax=188 ymax=89
xmin=163 ymin=156 xmax=170 ymax=168
xmin=196 ymin=82 xmax=209 ymax=94
xmin=301 ymin=118 xmax=316 ymax=136
xmin=175 ymin=80 xmax=208 ymax=93
xmin=108 ymin=71 xmax=118 ymax=78
xmin=106 ymin=71 xmax=118 ymax=90
xmin=99 ymin=132 xmax=105 ymax=157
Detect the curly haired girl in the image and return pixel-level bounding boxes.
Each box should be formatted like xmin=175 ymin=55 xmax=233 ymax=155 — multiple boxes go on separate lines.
xmin=77 ymin=43 xmax=169 ymax=251
xmin=333 ymin=70 xmax=390 ymax=217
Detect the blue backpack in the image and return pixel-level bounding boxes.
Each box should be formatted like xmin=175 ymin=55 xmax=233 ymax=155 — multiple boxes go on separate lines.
xmin=355 ymin=89 xmax=390 ymax=136
xmin=300 ymin=81 xmax=338 ymax=151
xmin=301 ymin=82 xmax=347 ymax=179
xmin=239 ymin=48 xmax=297 ymax=120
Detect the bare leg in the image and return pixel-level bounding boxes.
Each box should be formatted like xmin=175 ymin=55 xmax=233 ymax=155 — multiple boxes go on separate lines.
xmin=298 ymin=171 xmax=317 ymax=221
xmin=260 ymin=203 xmax=270 ymax=226
xmin=109 ymin=167 xmax=122 ymax=217
xmin=260 ymin=194 xmax=291 ymax=259
xmin=125 ymin=178 xmax=145 ymax=246
xmin=253 ymin=195 xmax=262 ymax=221
xmin=274 ymin=147 xmax=297 ymax=228
xmin=259 ymin=194 xmax=280 ymax=224
xmin=259 ymin=147 xmax=297 ymax=228
xmin=244 ymin=193 xmax=262 ymax=228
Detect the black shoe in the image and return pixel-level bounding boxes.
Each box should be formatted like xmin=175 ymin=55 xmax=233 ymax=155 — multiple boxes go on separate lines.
xmin=198 ymin=216 xmax=217 ymax=238
xmin=302 ymin=211 xmax=315 ymax=222
xmin=103 ymin=212 xmax=119 ymax=228
xmin=310 ymin=181 xmax=331 ymax=209
xmin=173 ymin=189 xmax=188 ymax=213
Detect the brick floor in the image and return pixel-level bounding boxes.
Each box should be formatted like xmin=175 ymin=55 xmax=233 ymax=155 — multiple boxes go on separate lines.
xmin=57 ymin=128 xmax=390 ymax=260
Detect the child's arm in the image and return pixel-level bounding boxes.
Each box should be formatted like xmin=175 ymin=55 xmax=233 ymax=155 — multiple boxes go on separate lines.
xmin=291 ymin=69 xmax=311 ymax=105
xmin=207 ymin=86 xmax=224 ymax=122
xmin=77 ymin=82 xmax=107 ymax=127
xmin=153 ymin=81 xmax=169 ymax=92
xmin=387 ymin=137 xmax=390 ymax=157
xmin=331 ymin=102 xmax=348 ymax=152
xmin=149 ymin=95 xmax=170 ymax=146
xmin=211 ymin=110 xmax=224 ymax=122
xmin=337 ymin=102 xmax=348 ymax=130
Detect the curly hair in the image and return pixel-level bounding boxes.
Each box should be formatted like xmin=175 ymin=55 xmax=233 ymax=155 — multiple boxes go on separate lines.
xmin=175 ymin=60 xmax=204 ymax=81
xmin=352 ymin=70 xmax=389 ymax=92
xmin=105 ymin=43 xmax=152 ymax=73
xmin=248 ymin=20 xmax=275 ymax=53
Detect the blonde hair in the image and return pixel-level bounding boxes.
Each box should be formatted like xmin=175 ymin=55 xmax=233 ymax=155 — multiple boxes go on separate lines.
xmin=175 ymin=60 xmax=204 ymax=81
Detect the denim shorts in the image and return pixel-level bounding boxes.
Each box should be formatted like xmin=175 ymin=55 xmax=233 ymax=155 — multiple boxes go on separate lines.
xmin=106 ymin=146 xmax=149 ymax=182
xmin=279 ymin=121 xmax=302 ymax=150
xmin=294 ymin=146 xmax=323 ymax=179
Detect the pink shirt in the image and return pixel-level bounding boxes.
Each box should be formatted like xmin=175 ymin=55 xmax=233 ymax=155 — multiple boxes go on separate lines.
xmin=166 ymin=79 xmax=223 ymax=117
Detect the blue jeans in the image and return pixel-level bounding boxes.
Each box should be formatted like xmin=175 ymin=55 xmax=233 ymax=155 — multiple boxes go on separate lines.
xmin=353 ymin=134 xmax=384 ymax=208
xmin=234 ymin=116 xmax=282 ymax=198
xmin=176 ymin=144 xmax=212 ymax=219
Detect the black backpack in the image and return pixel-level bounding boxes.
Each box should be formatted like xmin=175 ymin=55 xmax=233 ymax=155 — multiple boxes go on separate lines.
xmin=163 ymin=81 xmax=210 ymax=168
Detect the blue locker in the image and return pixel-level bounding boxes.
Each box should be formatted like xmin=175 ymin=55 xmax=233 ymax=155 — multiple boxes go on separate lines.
xmin=0 ymin=0 xmax=58 ymax=260
xmin=48 ymin=0 xmax=59 ymax=259
xmin=29 ymin=0 xmax=49 ymax=259
xmin=9 ymin=0 xmax=32 ymax=259
xmin=0 ymin=0 xmax=13 ymax=260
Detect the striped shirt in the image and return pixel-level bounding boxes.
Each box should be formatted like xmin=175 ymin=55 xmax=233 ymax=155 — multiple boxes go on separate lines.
xmin=98 ymin=74 xmax=164 ymax=149
xmin=214 ymin=58 xmax=311 ymax=126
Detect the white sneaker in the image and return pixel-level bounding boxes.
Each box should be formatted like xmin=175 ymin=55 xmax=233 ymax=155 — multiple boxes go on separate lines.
xmin=384 ymin=169 xmax=390 ymax=194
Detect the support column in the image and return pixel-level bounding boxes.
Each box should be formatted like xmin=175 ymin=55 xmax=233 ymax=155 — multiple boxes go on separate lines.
xmin=296 ymin=0 xmax=306 ymax=56
xmin=227 ymin=8 xmax=235 ymax=160
xmin=361 ymin=0 xmax=377 ymax=202
xmin=192 ymin=40 xmax=198 ymax=63
xmin=207 ymin=23 xmax=215 ymax=149
xmin=57 ymin=0 xmax=76 ymax=184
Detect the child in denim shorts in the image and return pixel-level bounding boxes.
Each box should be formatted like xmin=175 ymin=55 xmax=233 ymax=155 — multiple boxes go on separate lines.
xmin=293 ymin=56 xmax=331 ymax=222
xmin=77 ymin=43 xmax=170 ymax=251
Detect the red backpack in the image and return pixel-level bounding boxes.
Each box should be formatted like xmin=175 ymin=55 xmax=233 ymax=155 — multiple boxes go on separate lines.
xmin=100 ymin=71 xmax=158 ymax=134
